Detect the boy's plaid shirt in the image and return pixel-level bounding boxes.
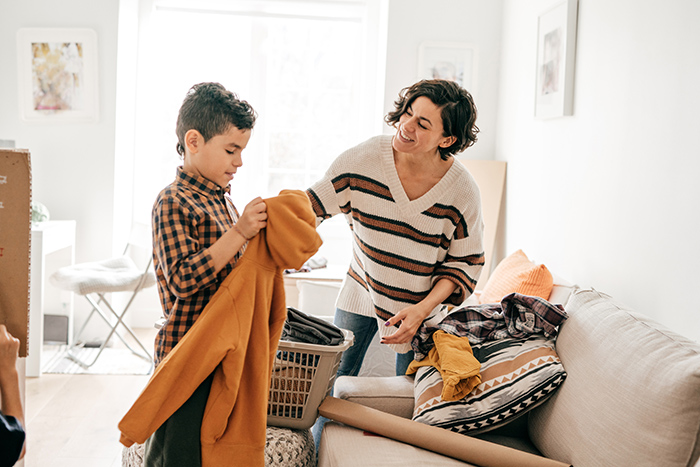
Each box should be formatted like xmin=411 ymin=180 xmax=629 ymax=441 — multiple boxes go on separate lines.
xmin=151 ymin=167 xmax=243 ymax=365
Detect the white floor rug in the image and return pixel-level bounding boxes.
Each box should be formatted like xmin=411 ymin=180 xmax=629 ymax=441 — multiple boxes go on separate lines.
xmin=42 ymin=345 xmax=154 ymax=375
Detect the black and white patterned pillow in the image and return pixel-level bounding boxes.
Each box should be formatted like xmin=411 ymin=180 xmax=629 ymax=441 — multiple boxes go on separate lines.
xmin=412 ymin=335 xmax=566 ymax=434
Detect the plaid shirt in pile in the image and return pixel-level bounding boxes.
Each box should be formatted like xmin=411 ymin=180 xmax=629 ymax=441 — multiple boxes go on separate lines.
xmin=411 ymin=293 xmax=568 ymax=360
xmin=151 ymin=167 xmax=244 ymax=365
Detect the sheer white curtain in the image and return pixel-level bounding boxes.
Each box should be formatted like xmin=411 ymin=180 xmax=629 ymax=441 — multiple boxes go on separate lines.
xmin=129 ymin=0 xmax=387 ymax=265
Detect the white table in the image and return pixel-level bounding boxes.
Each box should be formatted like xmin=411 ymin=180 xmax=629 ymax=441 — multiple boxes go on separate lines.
xmin=26 ymin=220 xmax=76 ymax=377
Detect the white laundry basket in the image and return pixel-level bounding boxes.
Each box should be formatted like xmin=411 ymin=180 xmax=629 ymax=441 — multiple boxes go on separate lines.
xmin=267 ymin=329 xmax=353 ymax=429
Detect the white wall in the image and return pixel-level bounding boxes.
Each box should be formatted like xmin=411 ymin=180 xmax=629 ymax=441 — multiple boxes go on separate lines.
xmin=383 ymin=0 xmax=503 ymax=161
xmin=495 ymin=0 xmax=700 ymax=341
xmin=0 ymin=0 xmax=122 ymax=337
xmin=3 ymin=0 xmax=698 ymax=344
xmin=0 ymin=0 xmax=120 ymax=261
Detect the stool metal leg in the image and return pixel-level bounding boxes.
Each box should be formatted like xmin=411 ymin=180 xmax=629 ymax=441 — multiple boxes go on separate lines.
xmin=67 ymin=292 xmax=153 ymax=369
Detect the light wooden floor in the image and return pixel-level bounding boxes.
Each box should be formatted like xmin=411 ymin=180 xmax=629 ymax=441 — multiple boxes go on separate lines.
xmin=24 ymin=328 xmax=157 ymax=467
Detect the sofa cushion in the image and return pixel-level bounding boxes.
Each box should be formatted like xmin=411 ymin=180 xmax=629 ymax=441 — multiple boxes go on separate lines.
xmin=318 ymin=405 xmax=542 ymax=467
xmin=546 ymin=283 xmax=575 ymax=307
xmin=412 ymin=335 xmax=566 ymax=435
xmin=529 ymin=288 xmax=700 ymax=467
xmin=334 ymin=375 xmax=415 ymax=419
xmin=478 ymin=250 xmax=553 ymax=304
xmin=319 ymin=421 xmax=480 ymax=467
xmin=547 ymin=275 xmax=577 ymax=307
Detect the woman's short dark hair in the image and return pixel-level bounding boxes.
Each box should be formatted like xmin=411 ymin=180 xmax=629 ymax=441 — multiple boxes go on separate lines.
xmin=175 ymin=82 xmax=257 ymax=156
xmin=385 ymin=79 xmax=479 ymax=160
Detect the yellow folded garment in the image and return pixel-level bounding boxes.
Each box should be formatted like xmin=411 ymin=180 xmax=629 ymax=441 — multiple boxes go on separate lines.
xmin=407 ymin=330 xmax=481 ymax=401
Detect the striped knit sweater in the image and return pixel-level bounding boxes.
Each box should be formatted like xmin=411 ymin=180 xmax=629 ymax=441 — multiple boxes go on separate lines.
xmin=306 ymin=135 xmax=485 ymax=353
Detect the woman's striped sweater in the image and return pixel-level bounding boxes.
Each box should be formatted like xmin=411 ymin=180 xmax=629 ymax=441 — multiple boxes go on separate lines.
xmin=306 ymin=135 xmax=485 ymax=353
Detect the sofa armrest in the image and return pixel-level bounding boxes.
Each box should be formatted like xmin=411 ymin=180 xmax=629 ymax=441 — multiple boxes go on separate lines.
xmin=333 ymin=375 xmax=415 ymax=419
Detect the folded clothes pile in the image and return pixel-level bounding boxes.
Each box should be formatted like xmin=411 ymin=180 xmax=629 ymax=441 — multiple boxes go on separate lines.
xmin=282 ymin=307 xmax=344 ymax=346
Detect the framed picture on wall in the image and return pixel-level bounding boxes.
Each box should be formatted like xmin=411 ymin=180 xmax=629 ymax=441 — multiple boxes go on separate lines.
xmin=418 ymin=41 xmax=477 ymax=93
xmin=16 ymin=28 xmax=99 ymax=122
xmin=534 ymin=0 xmax=578 ymax=118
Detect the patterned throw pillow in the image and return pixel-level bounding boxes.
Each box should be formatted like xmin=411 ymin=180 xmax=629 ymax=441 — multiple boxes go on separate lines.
xmin=412 ymin=335 xmax=566 ymax=435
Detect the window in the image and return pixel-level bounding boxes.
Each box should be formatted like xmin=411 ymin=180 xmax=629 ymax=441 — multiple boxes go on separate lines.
xmin=127 ymin=0 xmax=387 ymax=265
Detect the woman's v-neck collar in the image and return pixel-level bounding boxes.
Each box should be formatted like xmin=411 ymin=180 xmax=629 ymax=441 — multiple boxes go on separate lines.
xmin=380 ymin=135 xmax=460 ymax=215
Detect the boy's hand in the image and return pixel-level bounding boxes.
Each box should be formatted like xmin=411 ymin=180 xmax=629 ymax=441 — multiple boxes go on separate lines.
xmin=235 ymin=197 xmax=267 ymax=239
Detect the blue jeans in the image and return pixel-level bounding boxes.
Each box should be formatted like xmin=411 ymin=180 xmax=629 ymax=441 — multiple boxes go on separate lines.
xmin=334 ymin=308 xmax=414 ymax=376
xmin=311 ymin=308 xmax=414 ymax=452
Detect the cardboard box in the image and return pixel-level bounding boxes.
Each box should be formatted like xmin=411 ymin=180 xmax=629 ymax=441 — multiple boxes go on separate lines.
xmin=0 ymin=149 xmax=31 ymax=357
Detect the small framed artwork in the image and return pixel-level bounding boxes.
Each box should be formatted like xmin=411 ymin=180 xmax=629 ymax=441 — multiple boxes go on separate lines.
xmin=17 ymin=28 xmax=99 ymax=122
xmin=534 ymin=0 xmax=578 ymax=119
xmin=418 ymin=41 xmax=477 ymax=93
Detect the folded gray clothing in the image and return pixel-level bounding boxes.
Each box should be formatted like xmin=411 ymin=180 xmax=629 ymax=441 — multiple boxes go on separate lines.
xmin=281 ymin=307 xmax=345 ymax=346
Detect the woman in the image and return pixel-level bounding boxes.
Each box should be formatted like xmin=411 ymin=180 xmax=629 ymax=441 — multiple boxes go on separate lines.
xmin=306 ymin=79 xmax=485 ymax=377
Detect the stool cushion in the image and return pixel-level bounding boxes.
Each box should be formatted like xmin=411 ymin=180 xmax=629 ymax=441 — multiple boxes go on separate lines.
xmin=265 ymin=426 xmax=315 ymax=466
xmin=122 ymin=427 xmax=314 ymax=467
xmin=50 ymin=256 xmax=156 ymax=295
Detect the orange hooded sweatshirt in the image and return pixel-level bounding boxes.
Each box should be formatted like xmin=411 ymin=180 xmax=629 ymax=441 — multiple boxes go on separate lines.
xmin=118 ymin=189 xmax=322 ymax=466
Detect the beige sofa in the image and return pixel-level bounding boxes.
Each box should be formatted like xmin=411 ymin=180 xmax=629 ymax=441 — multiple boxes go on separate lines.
xmin=317 ymin=287 xmax=700 ymax=467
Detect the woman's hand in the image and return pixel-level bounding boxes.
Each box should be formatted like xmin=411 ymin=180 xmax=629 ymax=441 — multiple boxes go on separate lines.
xmin=380 ymin=303 xmax=432 ymax=345
xmin=380 ymin=279 xmax=458 ymax=345
xmin=235 ymin=197 xmax=267 ymax=239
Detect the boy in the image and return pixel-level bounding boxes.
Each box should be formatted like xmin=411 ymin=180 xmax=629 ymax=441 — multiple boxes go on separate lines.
xmin=146 ymin=82 xmax=267 ymax=465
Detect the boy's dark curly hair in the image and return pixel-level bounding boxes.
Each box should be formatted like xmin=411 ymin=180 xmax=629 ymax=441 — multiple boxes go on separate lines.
xmin=385 ymin=79 xmax=479 ymax=160
xmin=175 ymin=82 xmax=257 ymax=156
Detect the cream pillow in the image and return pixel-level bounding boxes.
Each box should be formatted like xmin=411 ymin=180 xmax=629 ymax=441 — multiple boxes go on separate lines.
xmin=478 ymin=250 xmax=553 ymax=304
